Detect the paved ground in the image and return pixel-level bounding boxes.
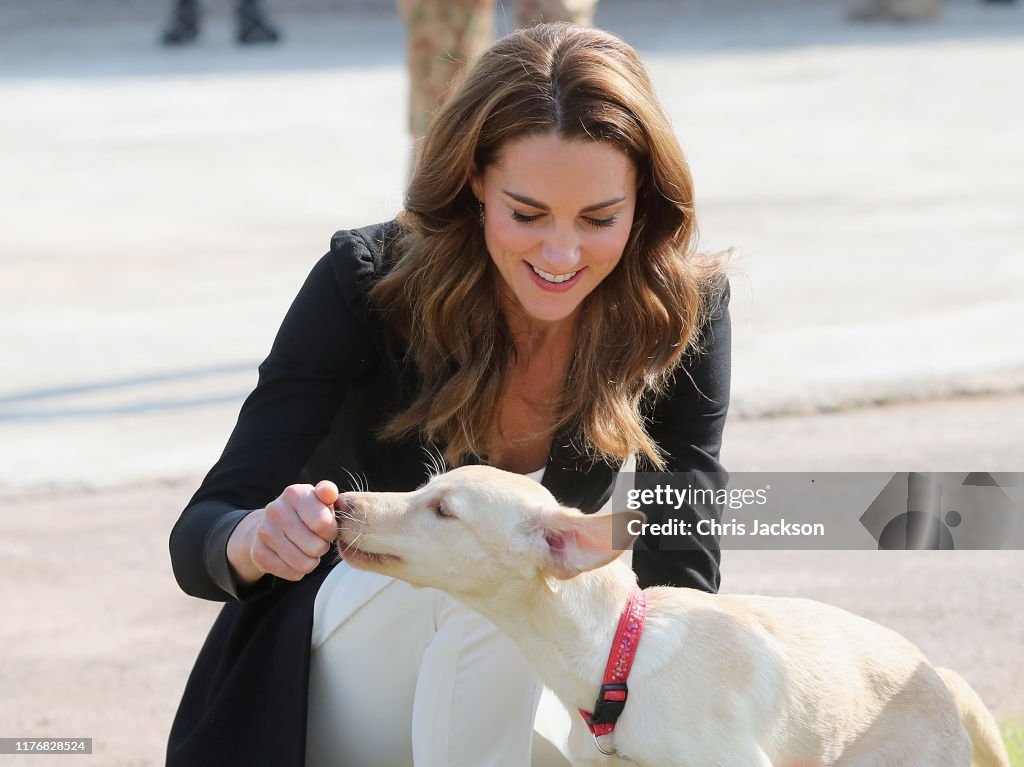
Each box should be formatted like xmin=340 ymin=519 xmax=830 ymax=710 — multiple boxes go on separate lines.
xmin=0 ymin=1 xmax=1022 ymax=764
xmin=1 ymin=0 xmax=1023 ymax=493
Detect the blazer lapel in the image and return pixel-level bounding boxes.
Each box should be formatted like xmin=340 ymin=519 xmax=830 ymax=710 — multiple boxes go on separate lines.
xmin=541 ymin=426 xmax=619 ymax=514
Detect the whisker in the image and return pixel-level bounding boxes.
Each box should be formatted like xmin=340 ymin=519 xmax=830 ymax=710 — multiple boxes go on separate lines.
xmin=338 ymin=532 xmax=363 ymax=555
xmin=421 ymin=443 xmax=448 ymax=480
xmin=335 ymin=510 xmax=364 ymax=525
xmin=340 ymin=466 xmax=365 ymax=493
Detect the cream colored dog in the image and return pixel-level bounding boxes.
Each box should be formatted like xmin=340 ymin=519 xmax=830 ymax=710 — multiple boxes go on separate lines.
xmin=335 ymin=465 xmax=1009 ymax=767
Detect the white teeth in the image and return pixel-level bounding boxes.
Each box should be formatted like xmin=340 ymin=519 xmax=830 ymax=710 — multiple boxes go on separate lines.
xmin=531 ymin=265 xmax=578 ymax=284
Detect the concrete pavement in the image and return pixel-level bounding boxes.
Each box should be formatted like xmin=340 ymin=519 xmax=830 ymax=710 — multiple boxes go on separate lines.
xmin=1 ymin=0 xmax=1022 ymax=494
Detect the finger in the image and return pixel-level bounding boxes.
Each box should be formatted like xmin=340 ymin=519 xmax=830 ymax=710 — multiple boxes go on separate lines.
xmin=296 ymin=486 xmax=342 ymax=542
xmin=255 ymin=521 xmax=323 ymax=575
xmin=282 ymin=519 xmax=333 ymax=561
xmin=279 ymin=485 xmax=335 ymax=541
xmin=314 ymin=480 xmax=339 ymax=506
xmin=265 ymin=498 xmax=333 ymax=559
xmin=250 ymin=538 xmax=309 ymax=582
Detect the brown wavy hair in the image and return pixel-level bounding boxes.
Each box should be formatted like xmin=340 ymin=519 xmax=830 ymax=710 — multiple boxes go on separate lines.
xmin=369 ymin=22 xmax=726 ymax=469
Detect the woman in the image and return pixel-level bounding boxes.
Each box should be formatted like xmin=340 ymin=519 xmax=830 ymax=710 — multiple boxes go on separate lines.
xmin=168 ymin=22 xmax=731 ymax=767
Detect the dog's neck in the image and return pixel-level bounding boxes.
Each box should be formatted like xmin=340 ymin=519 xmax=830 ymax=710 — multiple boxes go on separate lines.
xmin=466 ymin=559 xmax=638 ymax=711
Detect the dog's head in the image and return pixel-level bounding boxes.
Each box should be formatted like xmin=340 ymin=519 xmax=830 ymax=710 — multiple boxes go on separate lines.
xmin=335 ymin=465 xmax=644 ymax=597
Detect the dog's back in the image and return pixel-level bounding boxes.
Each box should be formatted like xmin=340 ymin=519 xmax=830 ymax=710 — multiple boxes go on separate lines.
xmin=625 ymin=586 xmax=999 ymax=767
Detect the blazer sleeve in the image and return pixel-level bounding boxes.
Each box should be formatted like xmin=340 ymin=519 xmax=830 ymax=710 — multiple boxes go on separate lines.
xmin=631 ymin=277 xmax=732 ymax=593
xmin=169 ymin=231 xmax=379 ymax=602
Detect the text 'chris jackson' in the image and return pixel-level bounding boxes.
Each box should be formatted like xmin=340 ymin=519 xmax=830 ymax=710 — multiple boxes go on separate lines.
xmin=625 ymin=518 xmax=827 ymax=538
xmin=624 ymin=484 xmax=826 ymax=538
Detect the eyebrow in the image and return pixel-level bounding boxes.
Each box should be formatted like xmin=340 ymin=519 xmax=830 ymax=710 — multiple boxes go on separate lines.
xmin=502 ymin=190 xmax=626 ymax=214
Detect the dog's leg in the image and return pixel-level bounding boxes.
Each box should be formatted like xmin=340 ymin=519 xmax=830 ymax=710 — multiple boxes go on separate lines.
xmin=937 ymin=668 xmax=1011 ymax=767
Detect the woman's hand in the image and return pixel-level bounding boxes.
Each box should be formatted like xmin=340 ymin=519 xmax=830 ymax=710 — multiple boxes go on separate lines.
xmin=226 ymin=481 xmax=340 ymax=587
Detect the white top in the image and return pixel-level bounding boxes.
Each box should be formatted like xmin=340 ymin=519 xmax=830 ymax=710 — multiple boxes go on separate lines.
xmin=524 ymin=466 xmax=546 ymax=484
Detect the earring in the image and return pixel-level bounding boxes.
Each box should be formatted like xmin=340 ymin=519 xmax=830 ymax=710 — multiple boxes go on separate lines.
xmin=478 ymin=201 xmax=485 ymax=228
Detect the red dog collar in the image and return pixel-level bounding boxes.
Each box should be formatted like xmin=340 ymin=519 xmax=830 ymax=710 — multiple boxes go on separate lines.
xmin=578 ymin=585 xmax=647 ymax=738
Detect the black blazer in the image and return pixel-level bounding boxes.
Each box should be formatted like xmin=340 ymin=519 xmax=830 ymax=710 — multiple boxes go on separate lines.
xmin=166 ymin=220 xmax=732 ymax=766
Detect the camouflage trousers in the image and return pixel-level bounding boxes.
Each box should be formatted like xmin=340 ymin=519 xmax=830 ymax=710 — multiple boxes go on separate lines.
xmin=397 ymin=0 xmax=600 ymax=140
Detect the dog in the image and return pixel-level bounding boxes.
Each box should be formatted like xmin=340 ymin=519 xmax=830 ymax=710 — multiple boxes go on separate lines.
xmin=334 ymin=465 xmax=1010 ymax=767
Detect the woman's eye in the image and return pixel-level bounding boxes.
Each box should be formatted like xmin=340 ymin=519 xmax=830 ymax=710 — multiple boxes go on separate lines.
xmin=585 ymin=215 xmax=618 ymax=229
xmin=511 ymin=210 xmax=543 ymax=223
xmin=510 ymin=211 xmax=618 ymax=229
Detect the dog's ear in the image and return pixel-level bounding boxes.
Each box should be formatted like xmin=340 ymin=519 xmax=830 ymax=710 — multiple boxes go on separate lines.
xmin=528 ymin=507 xmax=646 ymax=580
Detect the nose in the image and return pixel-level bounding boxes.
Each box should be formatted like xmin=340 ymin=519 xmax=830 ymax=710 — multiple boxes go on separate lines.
xmin=335 ymin=494 xmax=368 ymax=529
xmin=540 ymin=223 xmax=581 ymax=272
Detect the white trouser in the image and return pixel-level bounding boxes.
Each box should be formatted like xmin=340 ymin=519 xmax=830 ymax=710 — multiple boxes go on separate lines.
xmin=305 ymin=563 xmax=575 ymax=767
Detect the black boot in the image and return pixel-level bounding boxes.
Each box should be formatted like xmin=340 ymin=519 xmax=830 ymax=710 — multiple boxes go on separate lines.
xmin=236 ymin=0 xmax=280 ymax=44
xmin=161 ymin=0 xmax=200 ymax=45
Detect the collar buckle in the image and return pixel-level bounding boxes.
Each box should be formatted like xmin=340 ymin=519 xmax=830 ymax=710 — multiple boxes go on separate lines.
xmin=586 ymin=682 xmax=628 ymax=726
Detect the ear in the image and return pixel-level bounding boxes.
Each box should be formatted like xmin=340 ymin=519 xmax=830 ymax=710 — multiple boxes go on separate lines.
xmin=469 ymin=173 xmax=483 ymax=203
xmin=527 ymin=506 xmax=646 ymax=580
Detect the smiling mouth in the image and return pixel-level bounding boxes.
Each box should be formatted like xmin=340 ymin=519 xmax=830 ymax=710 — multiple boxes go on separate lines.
xmin=530 ymin=264 xmax=579 ymax=283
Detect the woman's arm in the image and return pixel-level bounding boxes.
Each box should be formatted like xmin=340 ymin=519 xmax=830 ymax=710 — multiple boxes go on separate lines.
xmin=169 ymin=231 xmax=380 ymax=602
xmin=632 ymin=277 xmax=732 ymax=592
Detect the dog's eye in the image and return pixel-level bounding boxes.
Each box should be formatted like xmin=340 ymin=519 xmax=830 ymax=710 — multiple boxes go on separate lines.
xmin=434 ymin=502 xmax=455 ymax=519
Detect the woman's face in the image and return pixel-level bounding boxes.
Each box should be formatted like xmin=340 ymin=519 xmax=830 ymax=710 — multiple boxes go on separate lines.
xmin=471 ymin=132 xmax=637 ymax=329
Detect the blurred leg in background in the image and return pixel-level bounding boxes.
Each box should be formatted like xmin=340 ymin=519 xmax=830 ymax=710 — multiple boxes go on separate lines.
xmin=848 ymin=0 xmax=1018 ymax=23
xmin=399 ymin=0 xmax=600 ymax=147
xmin=398 ymin=0 xmax=494 ymax=145
xmin=236 ymin=0 xmax=282 ymax=44
xmin=516 ymin=0 xmax=598 ymax=27
xmin=847 ymin=0 xmax=943 ymax=21
xmin=161 ymin=0 xmax=201 ymax=44
xmin=161 ymin=0 xmax=281 ymax=46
